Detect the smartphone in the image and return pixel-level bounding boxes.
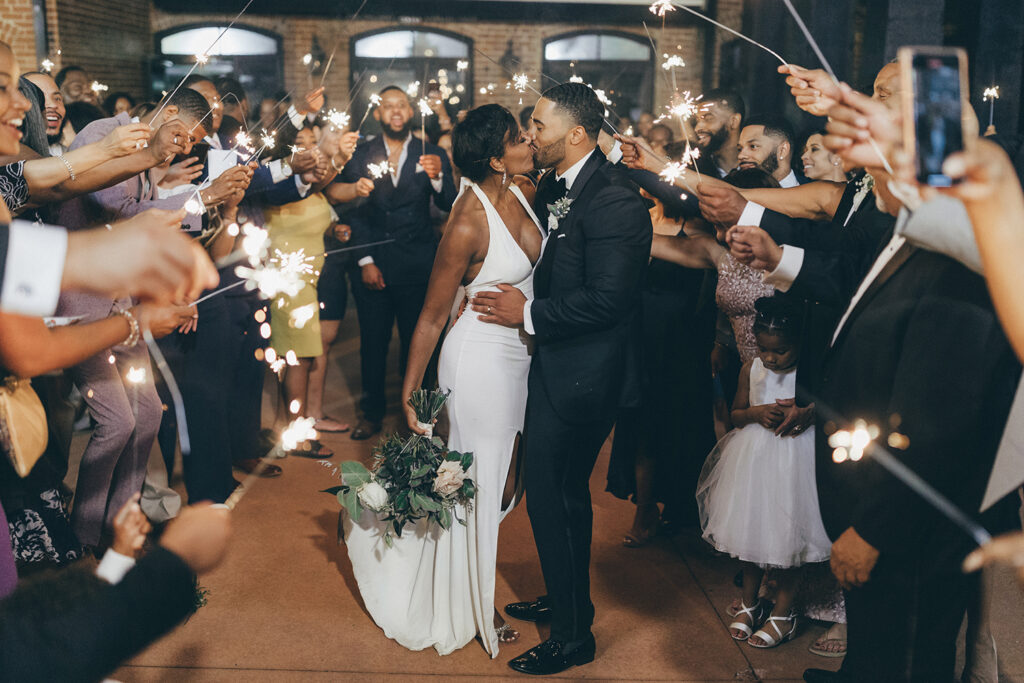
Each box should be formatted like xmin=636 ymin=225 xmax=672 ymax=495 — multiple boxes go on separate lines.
xmin=172 ymin=141 xmax=210 ymax=168
xmin=898 ymin=47 xmax=972 ymax=187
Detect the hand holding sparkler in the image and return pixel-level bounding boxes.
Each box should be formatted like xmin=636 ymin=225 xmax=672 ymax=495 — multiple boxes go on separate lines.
xmin=201 ymin=165 xmax=253 ymax=208
xmin=614 ymin=133 xmax=665 ymax=173
xmin=823 ymin=84 xmax=901 ymax=173
xmin=290 ymin=147 xmax=321 ymax=175
xmin=159 ymin=503 xmax=233 ymax=574
xmin=353 ymin=177 xmax=376 ymax=197
xmin=159 ymin=157 xmax=202 ymax=189
xmin=725 ymin=225 xmax=783 ymax=272
xmin=133 ymin=302 xmax=196 ymax=338
xmin=697 ymin=183 xmax=748 ymax=226
xmin=111 ymin=493 xmax=151 ymax=556
xmin=100 ymin=123 xmax=153 ymax=159
xmin=419 ymin=154 xmax=442 ymax=180
xmin=149 ymin=119 xmax=195 ymax=164
xmin=297 ymin=86 xmax=326 ymax=116
xmin=964 ymin=532 xmax=1024 ymax=586
xmin=778 ymin=64 xmax=842 ymax=117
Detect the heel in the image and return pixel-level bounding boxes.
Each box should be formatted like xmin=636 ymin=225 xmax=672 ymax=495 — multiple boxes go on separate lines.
xmin=748 ymin=611 xmax=798 ymax=649
xmin=728 ymin=600 xmax=767 ymax=641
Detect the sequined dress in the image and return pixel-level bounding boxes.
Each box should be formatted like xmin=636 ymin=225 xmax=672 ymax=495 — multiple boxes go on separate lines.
xmin=714 ymin=252 xmax=776 ymax=362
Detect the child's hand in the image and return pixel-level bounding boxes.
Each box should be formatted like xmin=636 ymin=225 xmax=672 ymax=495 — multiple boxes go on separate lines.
xmin=752 ymin=403 xmax=785 ymax=429
xmin=112 ymin=493 xmax=151 ymax=557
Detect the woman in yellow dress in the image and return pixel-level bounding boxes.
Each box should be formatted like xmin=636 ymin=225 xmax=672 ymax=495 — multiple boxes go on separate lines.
xmin=266 ymin=123 xmax=357 ymax=457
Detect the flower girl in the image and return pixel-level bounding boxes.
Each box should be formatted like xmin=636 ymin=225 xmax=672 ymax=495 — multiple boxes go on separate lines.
xmin=696 ymin=294 xmax=831 ymax=648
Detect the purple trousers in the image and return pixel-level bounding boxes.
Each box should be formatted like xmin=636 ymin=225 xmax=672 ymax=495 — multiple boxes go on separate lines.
xmin=58 ymin=291 xmax=162 ymax=547
xmin=0 ymin=498 xmax=16 ymax=598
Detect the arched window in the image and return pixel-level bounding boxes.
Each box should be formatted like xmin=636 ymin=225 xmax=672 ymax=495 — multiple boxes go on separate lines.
xmin=350 ymin=28 xmax=473 ymax=138
xmin=543 ymin=31 xmax=653 ymax=120
xmin=154 ymin=24 xmax=283 ymax=106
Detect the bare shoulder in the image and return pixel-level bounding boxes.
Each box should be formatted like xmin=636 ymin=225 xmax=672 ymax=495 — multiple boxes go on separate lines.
xmin=512 ymin=175 xmax=537 ymax=203
xmin=440 ymin=190 xmax=487 ymax=248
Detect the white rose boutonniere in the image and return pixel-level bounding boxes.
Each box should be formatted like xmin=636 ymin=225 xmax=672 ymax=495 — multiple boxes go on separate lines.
xmin=546 ymin=196 xmax=573 ymax=233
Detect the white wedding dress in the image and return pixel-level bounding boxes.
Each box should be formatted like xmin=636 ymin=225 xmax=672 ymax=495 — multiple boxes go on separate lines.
xmin=343 ymin=179 xmax=544 ymax=657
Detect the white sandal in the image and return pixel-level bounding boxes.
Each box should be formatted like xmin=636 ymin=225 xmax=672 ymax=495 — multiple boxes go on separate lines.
xmin=728 ymin=600 xmax=767 ymax=641
xmin=748 ymin=611 xmax=798 ymax=648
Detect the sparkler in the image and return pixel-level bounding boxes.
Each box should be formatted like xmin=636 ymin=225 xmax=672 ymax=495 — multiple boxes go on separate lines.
xmin=649 ymin=0 xmax=675 ymax=17
xmin=90 ymin=81 xmax=109 ymax=96
xmin=223 ymin=416 xmax=319 ymax=510
xmin=326 ymin=108 xmax=351 ymax=130
xmin=457 ymin=60 xmax=469 ymax=71
xmin=983 ymin=86 xmax=1000 ymax=128
xmin=367 ymin=160 xmax=394 ymax=180
xmin=234 ymin=247 xmax=315 ymax=300
xmin=670 ymin=1 xmax=789 ymax=67
xmin=40 ymin=58 xmax=54 ymax=73
xmin=195 ymin=53 xmax=209 ymax=65
xmin=355 ymin=93 xmax=382 ymax=131
xmin=662 ymin=54 xmax=686 ymax=70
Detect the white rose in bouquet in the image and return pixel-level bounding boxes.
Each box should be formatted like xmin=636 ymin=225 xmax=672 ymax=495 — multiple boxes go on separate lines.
xmin=433 ymin=460 xmax=466 ymax=497
xmin=356 ymin=480 xmax=389 ymax=511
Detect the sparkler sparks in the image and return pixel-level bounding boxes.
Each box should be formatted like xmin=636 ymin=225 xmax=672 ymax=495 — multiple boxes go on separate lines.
xmin=649 ymin=0 xmax=675 ymax=17
xmin=235 ymin=248 xmax=315 ymax=300
xmin=457 ymin=60 xmax=469 ymax=71
xmin=282 ymin=416 xmax=318 ymax=451
xmin=90 ymin=81 xmax=109 ymax=95
xmin=369 ymin=93 xmax=382 ymax=107
xmin=302 ymin=53 xmax=313 ymax=66
xmin=510 ymin=73 xmax=529 ymax=93
xmin=406 ymin=81 xmax=421 ymax=97
xmin=126 ymin=367 xmax=147 ymax=384
xmin=659 ymin=161 xmax=688 ymax=184
xmin=828 ymin=420 xmax=879 ymax=463
xmin=569 ymin=75 xmax=584 ymax=84
xmin=367 ymin=161 xmax=394 ymax=180
xmin=418 ymin=97 xmax=434 ymax=117
xmin=326 ymin=109 xmax=351 ymax=130
xmin=290 ymin=303 xmax=317 ymax=329
xmin=662 ymin=54 xmax=686 ymax=70
xmin=260 ymin=131 xmax=277 ymax=149
xmin=40 ymin=58 xmax=54 ymax=73
xmin=195 ymin=53 xmax=209 ymax=65
xmin=983 ymin=86 xmax=1000 ymax=101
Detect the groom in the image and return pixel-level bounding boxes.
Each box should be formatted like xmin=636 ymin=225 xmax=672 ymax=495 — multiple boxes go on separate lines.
xmin=471 ymin=83 xmax=652 ymax=675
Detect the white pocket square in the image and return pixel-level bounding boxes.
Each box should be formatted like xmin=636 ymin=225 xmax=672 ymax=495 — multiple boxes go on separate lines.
xmin=556 ymin=233 xmax=567 ymax=239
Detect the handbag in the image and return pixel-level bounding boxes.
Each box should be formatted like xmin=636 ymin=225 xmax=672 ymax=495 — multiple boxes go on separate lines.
xmin=0 ymin=375 xmax=49 ymax=478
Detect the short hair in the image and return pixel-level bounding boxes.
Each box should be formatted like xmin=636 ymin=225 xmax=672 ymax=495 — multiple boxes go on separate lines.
xmin=101 ymin=91 xmax=135 ymax=115
xmin=164 ymin=87 xmax=212 ymax=125
xmin=540 ymin=82 xmax=604 ymax=140
xmin=701 ymin=88 xmax=745 ymax=122
xmin=519 ymin=105 xmax=534 ymax=130
xmin=743 ymin=113 xmax=795 ymax=150
xmin=724 ymin=167 xmax=781 ymax=190
xmin=215 ymin=76 xmax=248 ymax=105
xmin=182 ymin=74 xmax=215 ymax=89
xmin=64 ymin=101 xmax=107 ymax=133
xmin=753 ymin=293 xmax=803 ymax=340
xmin=377 ymin=85 xmax=409 ymax=100
xmin=452 ymin=104 xmax=518 ymax=183
xmin=55 ymin=65 xmax=86 ymax=88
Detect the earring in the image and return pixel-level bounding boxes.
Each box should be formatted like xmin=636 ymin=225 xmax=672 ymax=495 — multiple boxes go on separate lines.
xmin=502 ymin=170 xmax=508 ymax=185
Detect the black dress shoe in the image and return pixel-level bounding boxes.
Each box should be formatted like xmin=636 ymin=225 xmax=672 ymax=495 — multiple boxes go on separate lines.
xmin=508 ymin=637 xmax=595 ymax=675
xmin=505 ymin=596 xmax=552 ymax=622
xmin=803 ymin=668 xmax=843 ymax=683
xmin=350 ymin=420 xmax=382 ymax=441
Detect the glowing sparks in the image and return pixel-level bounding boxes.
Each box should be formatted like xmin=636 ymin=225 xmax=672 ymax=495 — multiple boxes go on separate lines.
xmin=367 ymin=160 xmax=394 ymax=179
xmin=290 ymin=303 xmax=317 ymax=329
xmin=828 ymin=420 xmax=878 ymax=463
xmin=289 ymin=399 xmax=301 ymax=414
xmin=369 ymin=93 xmax=382 ymax=107
xmin=983 ymin=86 xmax=1000 ymax=102
xmin=234 ymin=131 xmax=254 ymax=155
xmin=302 ymin=53 xmax=313 ymax=66
xmin=406 ymin=81 xmax=421 ymax=97
xmin=281 ymin=416 xmax=317 ymax=451
xmin=457 ymin=60 xmax=469 ymax=71
xmin=40 ymin=58 xmax=54 ymax=73
xmin=569 ymin=75 xmax=584 ymax=83
xmin=418 ymin=98 xmax=433 ymax=117
xmin=126 ymin=366 xmax=147 ymax=384
xmin=649 ymin=0 xmax=675 ymax=17
xmin=659 ymin=161 xmax=688 ymax=184
xmin=90 ymin=81 xmax=109 ymax=95
xmin=326 ymin=109 xmax=351 ymax=130
xmin=195 ymin=53 xmax=209 ymax=65
xmin=260 ymin=131 xmax=277 ymax=150
xmin=510 ymin=73 xmax=529 ymax=93
xmin=227 ymin=222 xmax=240 ymax=237
xmin=656 ymin=91 xmax=699 ymax=124
xmin=235 ymin=248 xmax=314 ymax=301
xmin=107 ymin=354 xmax=116 ymax=365
xmin=662 ymin=54 xmax=686 ymax=70
xmin=240 ymin=223 xmax=269 ymax=264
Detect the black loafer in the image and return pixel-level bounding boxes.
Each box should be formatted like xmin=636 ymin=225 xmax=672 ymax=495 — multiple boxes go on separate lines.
xmin=508 ymin=637 xmax=595 ymax=675
xmin=349 ymin=420 xmax=382 ymax=441
xmin=505 ymin=597 xmax=552 ymax=622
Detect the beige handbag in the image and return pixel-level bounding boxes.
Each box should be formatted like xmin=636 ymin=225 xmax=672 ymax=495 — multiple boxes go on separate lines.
xmin=0 ymin=376 xmax=49 ymax=478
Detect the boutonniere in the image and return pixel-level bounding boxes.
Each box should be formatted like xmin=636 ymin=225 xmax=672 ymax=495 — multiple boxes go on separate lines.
xmin=855 ymin=172 xmax=875 ymax=195
xmin=546 ymin=196 xmax=573 ymax=233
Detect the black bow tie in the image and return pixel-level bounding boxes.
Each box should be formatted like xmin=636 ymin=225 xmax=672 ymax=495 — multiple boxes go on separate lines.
xmin=541 ymin=176 xmax=567 ymax=207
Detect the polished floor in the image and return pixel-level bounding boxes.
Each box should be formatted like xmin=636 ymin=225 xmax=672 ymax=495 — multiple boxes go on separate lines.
xmin=82 ymin=313 xmax=1024 ymax=682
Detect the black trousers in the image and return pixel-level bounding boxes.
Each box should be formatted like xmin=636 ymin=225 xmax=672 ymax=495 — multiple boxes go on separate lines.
xmin=225 ymin=294 xmax=266 ymax=466
xmin=839 ymin=549 xmax=973 ymax=682
xmin=524 ymin=373 xmax=615 ymax=645
xmin=349 ymin=280 xmax=428 ymax=423
xmin=156 ymin=294 xmax=234 ymax=503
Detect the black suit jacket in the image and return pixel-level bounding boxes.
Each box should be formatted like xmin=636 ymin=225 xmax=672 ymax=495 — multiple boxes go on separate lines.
xmin=815 ymin=247 xmax=1021 ymax=560
xmin=339 ymin=136 xmax=457 ymax=287
xmin=0 ymin=547 xmax=196 ymax=682
xmin=530 ymin=150 xmax=652 ymax=424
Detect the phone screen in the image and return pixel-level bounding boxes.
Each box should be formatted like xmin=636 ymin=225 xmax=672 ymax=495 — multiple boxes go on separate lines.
xmin=911 ymin=53 xmax=964 ymax=186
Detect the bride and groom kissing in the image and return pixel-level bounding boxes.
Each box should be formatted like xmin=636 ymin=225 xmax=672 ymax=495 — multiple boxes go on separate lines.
xmin=342 ymin=82 xmax=652 ymax=675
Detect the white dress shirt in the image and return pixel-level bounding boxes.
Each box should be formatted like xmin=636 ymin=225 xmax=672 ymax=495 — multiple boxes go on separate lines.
xmin=95 ymin=549 xmax=136 ymax=584
xmin=522 ymin=149 xmax=596 ymax=335
xmin=357 ymin=134 xmax=446 ymax=267
xmin=1 ymin=220 xmax=68 ymax=316
xmin=779 ymin=169 xmax=799 ymax=188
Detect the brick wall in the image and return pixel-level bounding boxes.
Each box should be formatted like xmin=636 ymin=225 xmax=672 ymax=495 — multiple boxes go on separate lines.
xmin=151 ymin=11 xmax=708 ymax=119
xmin=0 ymin=0 xmax=38 ymax=73
xmin=51 ymin=0 xmax=151 ymax=95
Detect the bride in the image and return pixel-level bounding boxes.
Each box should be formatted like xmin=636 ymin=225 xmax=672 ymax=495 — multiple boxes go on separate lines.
xmin=342 ymin=104 xmax=544 ymax=657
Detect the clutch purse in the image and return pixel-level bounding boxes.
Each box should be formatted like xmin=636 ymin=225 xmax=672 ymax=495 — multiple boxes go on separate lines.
xmin=0 ymin=376 xmax=49 ymax=478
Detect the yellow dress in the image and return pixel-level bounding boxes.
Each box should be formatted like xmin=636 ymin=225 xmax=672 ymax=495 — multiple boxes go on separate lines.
xmin=265 ymin=193 xmax=330 ymax=358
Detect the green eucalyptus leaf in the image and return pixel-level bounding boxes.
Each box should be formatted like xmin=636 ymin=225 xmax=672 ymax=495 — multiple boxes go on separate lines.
xmin=340 ymin=461 xmax=372 ymax=487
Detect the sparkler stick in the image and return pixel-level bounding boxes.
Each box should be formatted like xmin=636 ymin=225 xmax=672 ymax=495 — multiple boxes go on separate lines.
xmin=670 ymin=1 xmax=788 ymax=66
xmin=983 ymin=86 xmax=1000 ymax=128
xmin=143 ymin=325 xmax=191 ymax=456
xmin=224 ymin=416 xmax=317 ymax=510
xmin=190 ymin=279 xmax=245 ymax=305
xmin=149 ymin=0 xmax=256 ymax=125
xmin=809 ymin=393 xmax=992 ymax=547
xmin=780 ymin=0 xmax=894 ymax=176
xmin=318 ymin=0 xmax=371 ymax=86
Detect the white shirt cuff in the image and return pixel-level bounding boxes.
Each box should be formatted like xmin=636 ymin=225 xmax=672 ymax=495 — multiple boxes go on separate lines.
xmin=737 ymin=201 xmax=766 ymax=227
xmin=357 ymin=256 xmax=375 ymax=267
xmin=295 ymin=174 xmax=312 ymax=197
xmin=430 ymin=177 xmax=444 ymax=193
xmin=95 ymin=549 xmax=136 ymax=584
xmin=2 ymin=221 xmax=68 ymax=316
xmin=607 ymin=140 xmax=623 ymax=165
xmin=762 ymin=245 xmax=804 ymax=292
xmin=522 ymin=300 xmax=535 ymax=335
xmin=266 ymin=159 xmax=289 ymax=184
xmin=287 ymin=105 xmax=304 ymax=130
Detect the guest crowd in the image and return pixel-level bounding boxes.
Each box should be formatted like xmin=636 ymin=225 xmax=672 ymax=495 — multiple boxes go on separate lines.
xmin=0 ymin=25 xmax=1023 ymax=683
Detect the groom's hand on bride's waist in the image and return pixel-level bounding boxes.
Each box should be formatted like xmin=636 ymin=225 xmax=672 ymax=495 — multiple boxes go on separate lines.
xmin=471 ymin=285 xmax=526 ymax=328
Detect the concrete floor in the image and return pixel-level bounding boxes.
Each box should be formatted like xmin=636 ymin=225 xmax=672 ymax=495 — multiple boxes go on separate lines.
xmin=75 ymin=312 xmax=1024 ymax=682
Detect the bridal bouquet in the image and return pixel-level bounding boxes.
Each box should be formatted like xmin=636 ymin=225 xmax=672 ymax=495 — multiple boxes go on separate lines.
xmin=324 ymin=390 xmax=476 ymax=547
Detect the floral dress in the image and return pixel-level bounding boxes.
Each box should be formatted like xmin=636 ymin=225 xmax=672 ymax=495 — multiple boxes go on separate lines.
xmin=0 ymin=161 xmax=29 ymax=214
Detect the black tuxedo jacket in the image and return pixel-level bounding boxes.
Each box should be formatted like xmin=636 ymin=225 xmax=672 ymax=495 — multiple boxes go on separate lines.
xmin=530 ymin=150 xmax=652 ymax=424
xmin=339 ymin=136 xmax=457 ymax=287
xmin=814 ymin=247 xmax=1021 ymax=559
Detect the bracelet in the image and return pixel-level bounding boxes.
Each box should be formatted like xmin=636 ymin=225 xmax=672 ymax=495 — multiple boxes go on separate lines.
xmin=117 ymin=308 xmax=141 ymax=347
xmin=57 ymin=154 xmax=77 ymax=181
xmin=331 ymin=156 xmax=345 ymax=173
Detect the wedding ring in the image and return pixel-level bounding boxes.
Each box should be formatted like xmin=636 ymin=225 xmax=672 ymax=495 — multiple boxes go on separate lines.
xmin=488 ymin=306 xmax=492 ymax=314
xmin=173 ymin=135 xmax=180 ymax=144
